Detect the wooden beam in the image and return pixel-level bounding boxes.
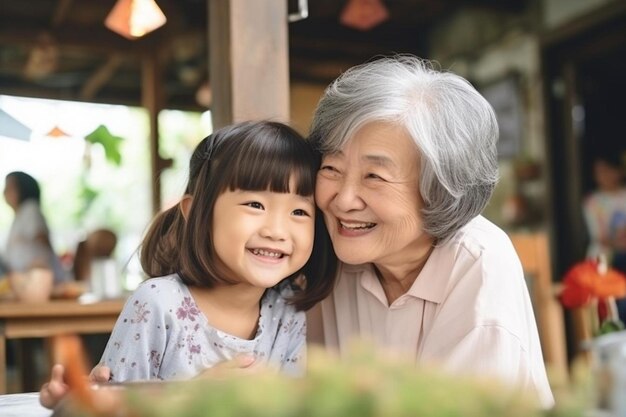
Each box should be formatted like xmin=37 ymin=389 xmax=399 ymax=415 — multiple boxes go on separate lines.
xmin=51 ymin=0 xmax=75 ymax=28
xmin=142 ymin=53 xmax=173 ymax=214
xmin=208 ymin=0 xmax=231 ymax=127
xmin=79 ymin=54 xmax=124 ymax=101
xmin=209 ymin=0 xmax=289 ymax=128
xmin=0 ymin=21 xmax=201 ymax=55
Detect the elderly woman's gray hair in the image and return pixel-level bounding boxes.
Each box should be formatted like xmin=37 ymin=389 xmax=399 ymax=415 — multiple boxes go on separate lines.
xmin=309 ymin=56 xmax=499 ymax=242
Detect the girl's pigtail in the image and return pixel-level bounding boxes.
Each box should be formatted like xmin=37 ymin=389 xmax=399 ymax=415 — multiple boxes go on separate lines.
xmin=139 ymin=205 xmax=186 ymax=277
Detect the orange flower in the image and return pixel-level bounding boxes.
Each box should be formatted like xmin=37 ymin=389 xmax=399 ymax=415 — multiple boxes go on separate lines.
xmin=560 ymin=259 xmax=626 ymax=309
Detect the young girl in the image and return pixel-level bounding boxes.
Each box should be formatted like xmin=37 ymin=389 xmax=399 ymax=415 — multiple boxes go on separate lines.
xmin=40 ymin=121 xmax=336 ymax=407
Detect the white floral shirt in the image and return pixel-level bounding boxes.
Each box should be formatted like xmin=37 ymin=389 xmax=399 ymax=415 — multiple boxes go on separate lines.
xmin=100 ymin=274 xmax=306 ymax=381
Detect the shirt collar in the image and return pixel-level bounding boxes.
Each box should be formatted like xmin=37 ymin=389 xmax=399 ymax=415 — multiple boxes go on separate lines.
xmin=351 ymin=242 xmax=455 ymax=305
xmin=408 ymin=244 xmax=454 ymax=304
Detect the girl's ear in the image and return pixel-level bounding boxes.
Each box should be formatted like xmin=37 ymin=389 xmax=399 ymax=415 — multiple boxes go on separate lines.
xmin=179 ymin=195 xmax=193 ymax=220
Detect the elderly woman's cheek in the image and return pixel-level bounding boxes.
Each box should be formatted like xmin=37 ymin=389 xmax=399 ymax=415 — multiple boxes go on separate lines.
xmin=314 ymin=174 xmax=335 ymax=209
xmin=382 ymin=198 xmax=424 ymax=248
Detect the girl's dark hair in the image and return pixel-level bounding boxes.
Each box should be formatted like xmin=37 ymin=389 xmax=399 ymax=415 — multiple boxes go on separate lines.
xmin=6 ymin=171 xmax=40 ymax=204
xmin=140 ymin=121 xmax=337 ymax=311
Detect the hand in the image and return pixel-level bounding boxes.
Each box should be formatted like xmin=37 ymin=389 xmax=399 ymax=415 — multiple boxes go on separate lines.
xmin=89 ymin=364 xmax=111 ymax=383
xmin=39 ymin=364 xmax=69 ymax=409
xmin=196 ymin=354 xmax=260 ymax=379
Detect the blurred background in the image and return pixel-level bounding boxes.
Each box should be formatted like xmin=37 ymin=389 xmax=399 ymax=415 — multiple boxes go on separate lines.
xmin=0 ymin=0 xmax=625 ymax=386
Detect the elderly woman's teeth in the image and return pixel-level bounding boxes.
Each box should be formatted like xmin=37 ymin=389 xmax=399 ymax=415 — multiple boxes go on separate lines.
xmin=340 ymin=221 xmax=375 ymax=230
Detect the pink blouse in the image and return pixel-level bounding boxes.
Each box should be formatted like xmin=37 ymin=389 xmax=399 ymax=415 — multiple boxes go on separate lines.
xmin=307 ymin=216 xmax=554 ymax=408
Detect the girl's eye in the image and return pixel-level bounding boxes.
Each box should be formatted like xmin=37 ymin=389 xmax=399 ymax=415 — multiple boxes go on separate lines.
xmin=245 ymin=201 xmax=264 ymax=210
xmin=292 ymin=209 xmax=311 ymax=217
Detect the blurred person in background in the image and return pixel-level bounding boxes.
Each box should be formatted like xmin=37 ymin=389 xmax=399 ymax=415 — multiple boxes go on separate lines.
xmin=583 ymin=149 xmax=626 ymax=322
xmin=3 ymin=171 xmax=66 ymax=283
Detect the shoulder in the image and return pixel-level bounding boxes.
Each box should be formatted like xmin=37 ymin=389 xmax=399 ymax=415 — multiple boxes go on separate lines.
xmin=20 ymin=200 xmax=41 ymax=213
xmin=433 ymin=216 xmax=528 ymax=324
xmin=439 ymin=215 xmax=519 ymax=275
xmin=133 ymin=274 xmax=185 ymax=293
xmin=127 ymin=274 xmax=188 ymax=309
xmin=16 ymin=200 xmax=44 ymax=221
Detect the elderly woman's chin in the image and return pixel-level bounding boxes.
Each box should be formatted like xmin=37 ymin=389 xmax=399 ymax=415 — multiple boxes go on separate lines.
xmin=327 ymin=232 xmax=381 ymax=265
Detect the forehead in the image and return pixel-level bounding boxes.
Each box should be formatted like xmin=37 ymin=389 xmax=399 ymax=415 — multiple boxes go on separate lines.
xmin=329 ymin=122 xmax=419 ymax=169
xmin=223 ymin=186 xmax=315 ymax=204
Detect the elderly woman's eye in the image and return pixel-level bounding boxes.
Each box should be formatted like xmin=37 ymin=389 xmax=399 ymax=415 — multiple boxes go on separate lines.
xmin=366 ymin=173 xmax=384 ymax=180
xmin=319 ymin=165 xmax=341 ymax=178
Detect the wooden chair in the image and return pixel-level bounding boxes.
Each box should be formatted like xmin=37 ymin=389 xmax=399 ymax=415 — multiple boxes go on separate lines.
xmin=509 ymin=231 xmax=569 ymax=381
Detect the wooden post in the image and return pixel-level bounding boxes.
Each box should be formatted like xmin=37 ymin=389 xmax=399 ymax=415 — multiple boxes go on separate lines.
xmin=142 ymin=52 xmax=171 ymax=214
xmin=209 ymin=0 xmax=290 ymax=129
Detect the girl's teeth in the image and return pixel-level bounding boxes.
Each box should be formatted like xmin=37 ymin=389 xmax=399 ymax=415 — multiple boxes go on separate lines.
xmin=251 ymin=249 xmax=282 ymax=258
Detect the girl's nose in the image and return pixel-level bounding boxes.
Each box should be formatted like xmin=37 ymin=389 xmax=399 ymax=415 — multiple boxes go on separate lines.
xmin=259 ymin=215 xmax=288 ymax=241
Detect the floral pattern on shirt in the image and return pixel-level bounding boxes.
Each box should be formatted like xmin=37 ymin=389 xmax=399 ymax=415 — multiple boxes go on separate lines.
xmin=100 ymin=275 xmax=306 ymax=382
xmin=177 ymin=297 xmax=201 ymax=321
xmin=131 ymin=300 xmax=150 ymax=324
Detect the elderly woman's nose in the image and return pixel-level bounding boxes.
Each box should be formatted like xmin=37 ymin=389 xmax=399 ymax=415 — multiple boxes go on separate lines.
xmin=332 ymin=178 xmax=366 ymax=211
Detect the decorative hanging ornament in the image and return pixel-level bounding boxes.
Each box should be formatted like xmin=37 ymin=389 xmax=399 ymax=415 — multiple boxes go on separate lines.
xmin=105 ymin=0 xmax=167 ymax=40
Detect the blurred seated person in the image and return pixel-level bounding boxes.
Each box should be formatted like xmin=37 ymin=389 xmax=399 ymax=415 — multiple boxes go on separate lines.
xmin=3 ymin=171 xmax=67 ymax=283
xmin=73 ymin=228 xmax=117 ymax=282
xmin=583 ymin=149 xmax=626 ymax=321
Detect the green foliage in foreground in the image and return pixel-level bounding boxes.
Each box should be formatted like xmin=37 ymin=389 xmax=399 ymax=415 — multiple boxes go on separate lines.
xmin=62 ymin=344 xmax=590 ymax=417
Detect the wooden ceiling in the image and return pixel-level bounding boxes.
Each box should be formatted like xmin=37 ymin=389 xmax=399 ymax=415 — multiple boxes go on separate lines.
xmin=0 ymin=0 xmax=527 ymax=111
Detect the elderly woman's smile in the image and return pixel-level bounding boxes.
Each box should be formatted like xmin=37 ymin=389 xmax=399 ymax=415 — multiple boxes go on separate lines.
xmin=337 ymin=219 xmax=376 ymax=233
xmin=315 ymin=121 xmax=433 ymax=268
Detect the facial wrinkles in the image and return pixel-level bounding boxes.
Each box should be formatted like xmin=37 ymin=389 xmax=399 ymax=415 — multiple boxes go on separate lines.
xmin=379 ymin=185 xmax=421 ymax=241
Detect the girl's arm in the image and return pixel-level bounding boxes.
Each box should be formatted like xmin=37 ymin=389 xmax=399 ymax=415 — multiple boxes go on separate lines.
xmin=99 ymin=284 xmax=168 ymax=382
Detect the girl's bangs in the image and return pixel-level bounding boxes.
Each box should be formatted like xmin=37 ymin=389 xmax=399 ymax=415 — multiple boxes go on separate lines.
xmin=222 ymin=136 xmax=317 ymax=196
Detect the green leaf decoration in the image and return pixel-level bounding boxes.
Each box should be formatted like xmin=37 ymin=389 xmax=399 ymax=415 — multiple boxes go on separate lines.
xmin=85 ymin=124 xmax=123 ymax=166
xmin=598 ymin=319 xmax=625 ymax=335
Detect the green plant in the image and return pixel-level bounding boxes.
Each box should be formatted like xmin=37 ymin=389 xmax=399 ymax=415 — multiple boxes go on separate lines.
xmin=74 ymin=124 xmax=124 ymax=222
xmin=61 ymin=343 xmax=557 ymax=417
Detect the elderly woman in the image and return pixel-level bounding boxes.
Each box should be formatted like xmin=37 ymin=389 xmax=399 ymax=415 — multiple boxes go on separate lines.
xmin=306 ymin=56 xmax=553 ymax=408
xmin=44 ymin=56 xmax=553 ymax=409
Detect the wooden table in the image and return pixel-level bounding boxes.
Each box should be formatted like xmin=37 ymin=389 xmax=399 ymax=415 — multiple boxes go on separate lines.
xmin=0 ymin=298 xmax=125 ymax=394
